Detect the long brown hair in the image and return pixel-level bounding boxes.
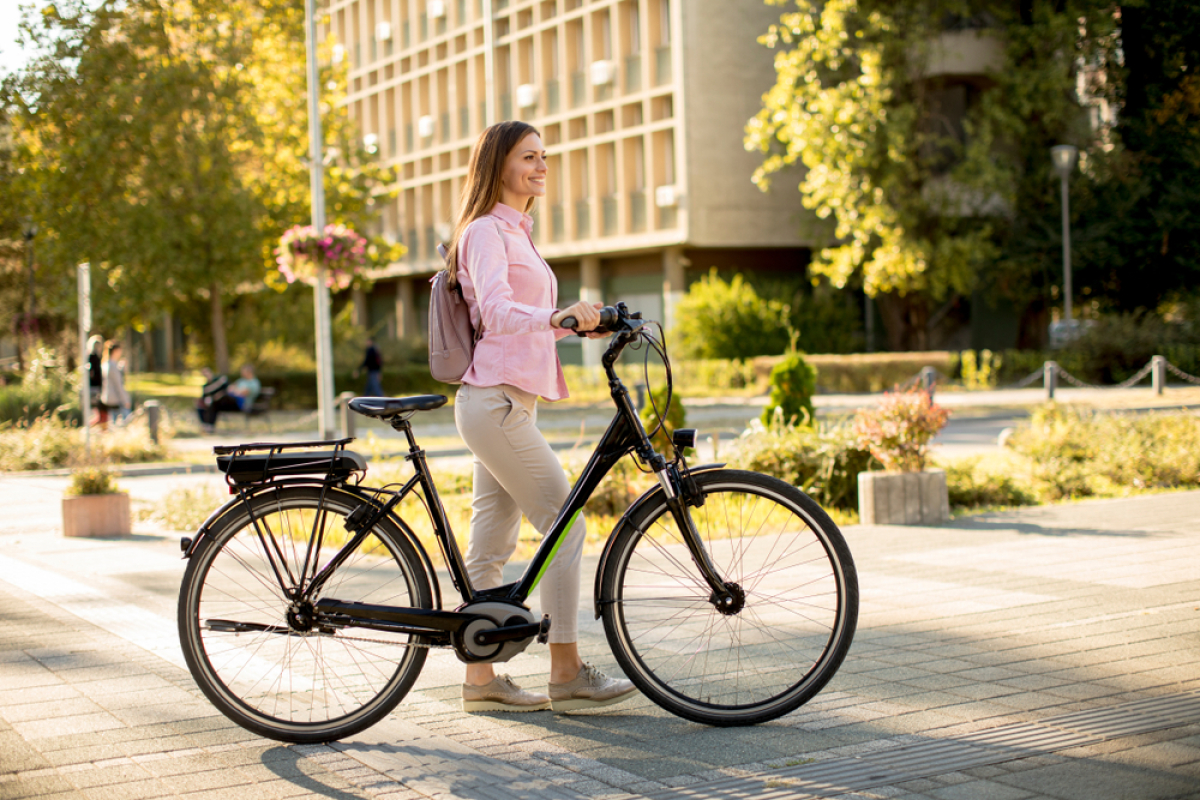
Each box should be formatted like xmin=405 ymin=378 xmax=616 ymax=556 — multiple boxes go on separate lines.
xmin=445 ymin=120 xmax=541 ymax=285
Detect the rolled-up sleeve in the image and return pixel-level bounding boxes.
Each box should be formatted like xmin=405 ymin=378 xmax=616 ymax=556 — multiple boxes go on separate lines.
xmin=461 ymin=222 xmax=557 ymax=335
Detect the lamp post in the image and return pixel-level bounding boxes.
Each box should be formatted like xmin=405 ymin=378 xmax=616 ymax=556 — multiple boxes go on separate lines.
xmin=1051 ymin=145 xmax=1079 ymax=324
xmin=304 ymin=0 xmax=336 ymax=439
xmin=22 ymin=218 xmax=37 ymax=337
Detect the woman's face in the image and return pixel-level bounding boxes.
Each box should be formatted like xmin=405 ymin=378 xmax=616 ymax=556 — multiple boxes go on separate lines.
xmin=499 ymin=132 xmax=547 ymax=209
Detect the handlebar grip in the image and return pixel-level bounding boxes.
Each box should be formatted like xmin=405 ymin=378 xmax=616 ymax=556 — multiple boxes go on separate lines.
xmin=560 ymin=306 xmax=618 ymax=331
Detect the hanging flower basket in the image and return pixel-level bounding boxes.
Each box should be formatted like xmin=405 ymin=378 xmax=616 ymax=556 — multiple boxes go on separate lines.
xmin=275 ymin=223 xmax=367 ymax=290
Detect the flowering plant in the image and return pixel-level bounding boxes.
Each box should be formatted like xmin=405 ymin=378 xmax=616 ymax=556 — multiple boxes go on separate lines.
xmin=275 ymin=223 xmax=367 ymax=290
xmin=851 ymin=387 xmax=950 ymax=472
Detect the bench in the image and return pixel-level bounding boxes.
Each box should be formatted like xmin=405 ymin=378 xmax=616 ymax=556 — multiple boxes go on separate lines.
xmin=243 ymin=387 xmax=276 ymax=430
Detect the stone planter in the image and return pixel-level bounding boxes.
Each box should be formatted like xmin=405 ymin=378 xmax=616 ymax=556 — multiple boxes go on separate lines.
xmin=62 ymin=493 xmax=132 ymax=538
xmin=857 ymin=469 xmax=950 ymax=525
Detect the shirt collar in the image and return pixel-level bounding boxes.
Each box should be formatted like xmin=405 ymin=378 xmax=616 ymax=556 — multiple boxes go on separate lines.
xmin=490 ymin=201 xmax=534 ymax=234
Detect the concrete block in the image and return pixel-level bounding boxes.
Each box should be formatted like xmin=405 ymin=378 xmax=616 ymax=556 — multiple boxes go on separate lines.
xmin=61 ymin=493 xmax=131 ymax=537
xmin=858 ymin=470 xmax=950 ymax=525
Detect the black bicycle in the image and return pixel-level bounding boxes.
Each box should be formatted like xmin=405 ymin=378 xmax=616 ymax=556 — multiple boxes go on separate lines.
xmin=177 ymin=304 xmax=858 ymax=743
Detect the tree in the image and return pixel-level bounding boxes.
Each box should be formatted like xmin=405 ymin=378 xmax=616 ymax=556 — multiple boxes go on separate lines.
xmin=672 ymin=268 xmax=791 ymax=360
xmin=746 ymin=1 xmax=1109 ymax=349
xmin=4 ymin=0 xmax=395 ymax=372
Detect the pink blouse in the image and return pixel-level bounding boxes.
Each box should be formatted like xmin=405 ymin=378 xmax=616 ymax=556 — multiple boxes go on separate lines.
xmin=457 ymin=202 xmax=572 ymax=401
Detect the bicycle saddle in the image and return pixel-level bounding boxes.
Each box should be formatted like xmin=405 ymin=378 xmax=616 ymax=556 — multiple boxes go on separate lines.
xmin=349 ymin=395 xmax=448 ymax=418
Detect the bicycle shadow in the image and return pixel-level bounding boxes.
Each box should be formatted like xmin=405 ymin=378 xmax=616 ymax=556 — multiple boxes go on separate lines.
xmin=259 ymin=746 xmax=384 ymax=799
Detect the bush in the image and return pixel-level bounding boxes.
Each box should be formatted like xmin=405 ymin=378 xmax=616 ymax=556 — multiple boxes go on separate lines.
xmin=639 ymin=386 xmax=687 ymax=454
xmin=761 ymin=351 xmax=816 ymax=427
xmin=797 ymin=352 xmax=959 ymax=394
xmin=0 ymin=415 xmax=169 ymax=471
xmin=67 ymin=465 xmax=118 ymax=496
xmin=959 ymin=349 xmax=1002 ymax=390
xmin=852 ymin=388 xmax=950 ymax=472
xmin=731 ymin=415 xmax=873 ymax=511
xmin=142 ymin=483 xmax=227 ymax=531
xmin=0 ymin=346 xmax=80 ymax=425
xmin=672 ymin=269 xmax=791 ymax=360
xmin=943 ymin=457 xmax=1036 ymax=509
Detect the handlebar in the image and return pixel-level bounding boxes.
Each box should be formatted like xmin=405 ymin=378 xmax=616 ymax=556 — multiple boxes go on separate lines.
xmin=560 ymin=305 xmax=625 ymax=333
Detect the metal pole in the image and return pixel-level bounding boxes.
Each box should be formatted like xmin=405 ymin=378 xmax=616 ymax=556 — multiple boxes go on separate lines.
xmin=1045 ymin=360 xmax=1057 ymax=401
xmin=305 ymin=0 xmax=336 ymax=440
xmin=1061 ymin=171 xmax=1072 ymax=324
xmin=77 ymin=263 xmax=92 ymax=454
xmin=1152 ymin=355 xmax=1166 ymax=396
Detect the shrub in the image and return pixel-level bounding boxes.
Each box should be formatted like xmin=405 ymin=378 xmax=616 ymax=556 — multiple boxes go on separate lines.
xmin=67 ymin=465 xmax=118 ymax=496
xmin=959 ymin=349 xmax=1002 ymax=390
xmin=0 ymin=345 xmax=80 ymax=425
xmin=852 ymin=388 xmax=950 ymax=472
xmin=639 ymin=386 xmax=687 ymax=454
xmin=731 ymin=415 xmax=873 ymax=511
xmin=943 ymin=457 xmax=1037 ymax=509
xmin=0 ymin=414 xmax=169 ymax=471
xmin=672 ymin=268 xmax=791 ymax=360
xmin=761 ymin=351 xmax=816 ymax=427
xmin=143 ymin=483 xmax=227 ymax=531
xmin=1005 ymin=404 xmax=1099 ymax=500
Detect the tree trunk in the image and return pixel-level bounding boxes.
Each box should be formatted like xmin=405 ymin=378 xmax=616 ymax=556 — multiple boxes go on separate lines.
xmin=210 ymin=283 xmax=229 ymax=375
xmin=874 ymin=292 xmax=931 ymax=351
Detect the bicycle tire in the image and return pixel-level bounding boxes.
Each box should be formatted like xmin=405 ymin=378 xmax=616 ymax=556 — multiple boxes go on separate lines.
xmin=178 ymin=485 xmax=433 ymax=743
xmin=600 ymin=469 xmax=858 ymax=726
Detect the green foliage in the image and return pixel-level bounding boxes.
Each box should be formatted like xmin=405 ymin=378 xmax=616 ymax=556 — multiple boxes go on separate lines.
xmin=1006 ymin=404 xmax=1200 ymax=501
xmin=852 ymin=387 xmax=949 ymax=472
xmin=0 ymin=414 xmax=168 ymax=471
xmin=5 ymin=0 xmax=397 ymax=368
xmin=943 ymin=457 xmax=1036 ymax=509
xmin=142 ymin=483 xmax=227 ymax=531
xmin=731 ymin=416 xmax=873 ymax=511
xmin=673 ymin=269 xmax=791 ymax=360
xmin=959 ymin=349 xmax=1001 ymax=390
xmin=742 ymin=272 xmax=865 ymax=354
xmin=66 ymin=465 xmax=117 ymax=496
xmin=639 ymin=386 xmax=687 ymax=455
xmin=0 ymin=345 xmax=79 ymax=424
xmin=762 ymin=351 xmax=816 ymax=427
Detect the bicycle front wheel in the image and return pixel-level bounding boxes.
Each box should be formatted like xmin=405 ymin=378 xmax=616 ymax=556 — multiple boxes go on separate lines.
xmin=600 ymin=469 xmax=857 ymax=726
xmin=178 ymin=485 xmax=432 ymax=743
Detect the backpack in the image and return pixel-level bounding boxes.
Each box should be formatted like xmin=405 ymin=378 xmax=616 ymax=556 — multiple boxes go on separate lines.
xmin=428 ymin=243 xmax=480 ymax=384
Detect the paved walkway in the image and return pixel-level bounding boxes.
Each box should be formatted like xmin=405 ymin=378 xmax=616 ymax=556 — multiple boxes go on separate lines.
xmin=1 ymin=476 xmax=1199 ymax=799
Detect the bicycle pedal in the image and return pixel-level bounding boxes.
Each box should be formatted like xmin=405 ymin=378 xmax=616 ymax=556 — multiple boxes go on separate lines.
xmin=537 ymin=614 xmax=551 ymax=644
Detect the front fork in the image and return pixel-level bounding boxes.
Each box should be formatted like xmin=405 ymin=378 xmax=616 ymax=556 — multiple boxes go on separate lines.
xmin=655 ymin=462 xmax=738 ymax=611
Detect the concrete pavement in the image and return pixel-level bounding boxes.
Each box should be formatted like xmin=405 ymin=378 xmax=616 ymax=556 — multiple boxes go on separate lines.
xmin=2 ymin=468 xmax=1200 ymax=799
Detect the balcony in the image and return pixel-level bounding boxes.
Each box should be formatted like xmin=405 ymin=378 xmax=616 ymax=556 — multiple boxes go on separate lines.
xmin=654 ymin=46 xmax=671 ymax=85
xmin=574 ymin=199 xmax=591 ymax=239
xmin=630 ymin=189 xmax=647 ymax=233
xmin=624 ymin=54 xmax=641 ymax=93
xmin=550 ymin=203 xmax=565 ymax=242
xmin=571 ymin=70 xmax=586 ymax=108
xmin=601 ymin=194 xmax=618 ymax=236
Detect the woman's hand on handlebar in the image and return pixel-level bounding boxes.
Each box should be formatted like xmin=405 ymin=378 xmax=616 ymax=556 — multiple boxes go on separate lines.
xmin=552 ymin=301 xmax=603 ymax=332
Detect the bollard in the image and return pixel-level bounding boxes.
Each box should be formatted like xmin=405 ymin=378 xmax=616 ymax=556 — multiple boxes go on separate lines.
xmin=1152 ymin=355 xmax=1166 ymax=396
xmin=635 ymin=383 xmax=647 ymax=411
xmin=1045 ymin=360 xmax=1057 ymax=401
xmin=710 ymin=433 xmax=719 ymax=461
xmin=337 ymin=391 xmax=356 ymax=440
xmin=920 ymin=366 xmax=937 ymax=401
xmin=144 ymin=400 xmax=161 ymax=445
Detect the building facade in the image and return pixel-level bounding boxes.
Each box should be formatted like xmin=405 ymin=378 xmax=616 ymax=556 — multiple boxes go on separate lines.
xmin=327 ymin=0 xmax=819 ymax=364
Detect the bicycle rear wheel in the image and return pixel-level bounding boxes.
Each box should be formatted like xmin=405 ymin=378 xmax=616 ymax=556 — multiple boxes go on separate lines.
xmin=600 ymin=469 xmax=857 ymax=726
xmin=178 ymin=485 xmax=432 ymax=743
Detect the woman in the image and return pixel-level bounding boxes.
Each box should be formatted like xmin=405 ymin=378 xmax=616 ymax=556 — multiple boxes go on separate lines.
xmin=99 ymin=340 xmax=130 ymax=426
xmin=449 ymin=121 xmax=636 ymax=713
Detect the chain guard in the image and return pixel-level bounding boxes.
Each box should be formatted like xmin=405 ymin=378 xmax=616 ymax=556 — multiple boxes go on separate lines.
xmin=451 ymin=600 xmax=539 ymax=664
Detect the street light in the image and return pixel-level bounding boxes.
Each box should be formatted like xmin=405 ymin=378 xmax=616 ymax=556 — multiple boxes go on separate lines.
xmin=304 ymin=0 xmax=336 ymax=439
xmin=1051 ymin=144 xmax=1078 ymax=324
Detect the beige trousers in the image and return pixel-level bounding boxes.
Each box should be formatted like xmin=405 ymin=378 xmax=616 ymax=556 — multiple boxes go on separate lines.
xmin=454 ymin=383 xmax=586 ymax=643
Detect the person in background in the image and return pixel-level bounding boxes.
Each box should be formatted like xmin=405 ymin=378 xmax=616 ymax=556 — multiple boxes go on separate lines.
xmin=99 ymin=340 xmax=130 ymax=426
xmin=195 ymin=367 xmax=230 ymax=433
xmin=87 ymin=335 xmax=107 ymax=427
xmin=226 ymin=364 xmax=261 ymax=411
xmin=357 ymin=338 xmax=384 ymax=397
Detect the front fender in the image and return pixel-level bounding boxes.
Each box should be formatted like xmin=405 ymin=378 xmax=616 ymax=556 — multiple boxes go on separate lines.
xmin=592 ymin=463 xmax=725 ymax=618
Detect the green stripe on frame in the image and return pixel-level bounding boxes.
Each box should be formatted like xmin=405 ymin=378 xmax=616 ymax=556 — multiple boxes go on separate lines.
xmin=528 ymin=508 xmax=582 ymax=594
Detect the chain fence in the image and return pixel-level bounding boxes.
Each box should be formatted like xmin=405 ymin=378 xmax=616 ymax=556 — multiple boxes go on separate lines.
xmin=897 ymin=355 xmax=1200 ymax=397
